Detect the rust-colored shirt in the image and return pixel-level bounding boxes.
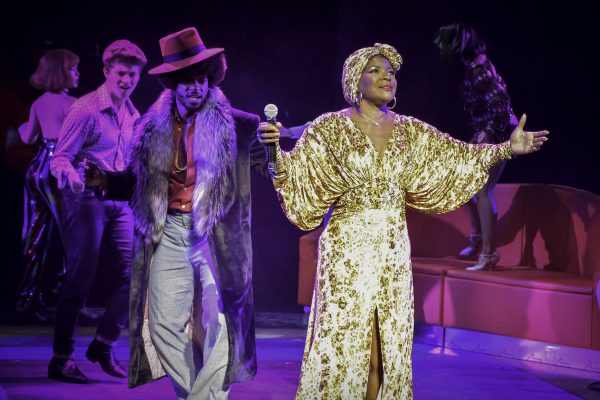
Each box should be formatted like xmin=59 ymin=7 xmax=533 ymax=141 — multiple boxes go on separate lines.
xmin=168 ymin=113 xmax=196 ymax=212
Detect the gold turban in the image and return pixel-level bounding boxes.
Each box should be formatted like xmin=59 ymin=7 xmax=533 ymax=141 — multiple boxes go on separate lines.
xmin=341 ymin=43 xmax=403 ymax=106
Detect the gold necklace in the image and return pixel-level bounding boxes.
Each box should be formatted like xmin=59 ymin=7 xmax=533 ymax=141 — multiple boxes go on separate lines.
xmin=358 ymin=111 xmax=386 ymax=126
xmin=174 ymin=135 xmax=187 ymax=173
xmin=174 ymin=146 xmax=187 ymax=173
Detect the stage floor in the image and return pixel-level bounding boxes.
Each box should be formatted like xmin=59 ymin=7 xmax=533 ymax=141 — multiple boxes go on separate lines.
xmin=1 ymin=314 xmax=599 ymax=399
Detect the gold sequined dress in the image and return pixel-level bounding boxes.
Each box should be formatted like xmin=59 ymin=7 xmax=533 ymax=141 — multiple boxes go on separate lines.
xmin=272 ymin=111 xmax=512 ymax=399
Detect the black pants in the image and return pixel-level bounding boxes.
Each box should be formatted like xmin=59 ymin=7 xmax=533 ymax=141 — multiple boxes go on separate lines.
xmin=53 ymin=190 xmax=133 ymax=356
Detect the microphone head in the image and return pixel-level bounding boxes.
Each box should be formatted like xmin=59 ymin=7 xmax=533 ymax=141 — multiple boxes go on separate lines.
xmin=264 ymin=104 xmax=278 ymax=120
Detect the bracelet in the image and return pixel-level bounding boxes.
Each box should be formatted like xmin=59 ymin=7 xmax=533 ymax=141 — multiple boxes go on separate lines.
xmin=506 ymin=141 xmax=518 ymax=158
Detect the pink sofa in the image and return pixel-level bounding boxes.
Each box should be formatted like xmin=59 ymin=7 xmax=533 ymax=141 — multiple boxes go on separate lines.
xmin=298 ymin=184 xmax=600 ymax=350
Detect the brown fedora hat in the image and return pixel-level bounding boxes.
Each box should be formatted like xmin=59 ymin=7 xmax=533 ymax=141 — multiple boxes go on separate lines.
xmin=148 ymin=27 xmax=224 ymax=75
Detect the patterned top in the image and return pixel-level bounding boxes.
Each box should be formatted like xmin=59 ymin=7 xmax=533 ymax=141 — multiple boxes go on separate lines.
xmin=461 ymin=58 xmax=517 ymax=144
xmin=273 ymin=111 xmax=513 ymax=230
xmin=50 ymin=83 xmax=139 ymax=181
xmin=270 ymin=111 xmax=512 ymax=399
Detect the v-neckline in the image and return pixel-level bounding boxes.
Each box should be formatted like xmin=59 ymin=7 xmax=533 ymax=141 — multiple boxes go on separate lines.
xmin=343 ymin=112 xmax=398 ymax=161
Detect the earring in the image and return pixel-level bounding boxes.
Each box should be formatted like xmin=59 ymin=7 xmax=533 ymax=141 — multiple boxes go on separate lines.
xmin=356 ymin=91 xmax=362 ymax=106
xmin=388 ymin=97 xmax=396 ymax=109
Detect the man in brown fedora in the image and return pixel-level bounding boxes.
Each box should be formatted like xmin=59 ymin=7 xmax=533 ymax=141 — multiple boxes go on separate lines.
xmin=85 ymin=27 xmax=262 ymax=399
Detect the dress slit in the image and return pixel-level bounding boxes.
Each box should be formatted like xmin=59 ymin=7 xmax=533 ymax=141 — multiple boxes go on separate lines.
xmin=368 ymin=306 xmax=385 ymax=396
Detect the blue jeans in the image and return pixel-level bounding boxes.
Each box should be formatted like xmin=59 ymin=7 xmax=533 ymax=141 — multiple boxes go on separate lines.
xmin=53 ymin=189 xmax=133 ymax=356
xmin=148 ymin=212 xmax=229 ymax=400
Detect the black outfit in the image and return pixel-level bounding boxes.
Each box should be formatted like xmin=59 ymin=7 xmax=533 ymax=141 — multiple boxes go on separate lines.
xmin=461 ymin=58 xmax=517 ymax=144
xmin=16 ymin=139 xmax=65 ymax=319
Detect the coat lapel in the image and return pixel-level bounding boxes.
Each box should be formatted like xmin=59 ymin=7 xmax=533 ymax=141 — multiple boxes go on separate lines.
xmin=131 ymin=87 xmax=236 ymax=244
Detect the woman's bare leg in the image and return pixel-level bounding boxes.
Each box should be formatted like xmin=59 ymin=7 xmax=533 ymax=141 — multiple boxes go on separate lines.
xmin=466 ymin=198 xmax=481 ymax=235
xmin=475 ymin=161 xmax=506 ymax=254
xmin=366 ymin=310 xmax=383 ymax=400
xmin=459 ymin=198 xmax=483 ymax=258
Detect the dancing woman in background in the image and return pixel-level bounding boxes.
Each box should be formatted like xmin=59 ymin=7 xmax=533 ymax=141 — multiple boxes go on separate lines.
xmin=434 ymin=23 xmax=520 ymax=271
xmin=258 ymin=43 xmax=547 ymax=399
xmin=16 ymin=49 xmax=80 ymax=320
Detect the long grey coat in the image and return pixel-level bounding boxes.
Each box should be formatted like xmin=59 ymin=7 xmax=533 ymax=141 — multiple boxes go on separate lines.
xmin=112 ymin=87 xmax=264 ymax=388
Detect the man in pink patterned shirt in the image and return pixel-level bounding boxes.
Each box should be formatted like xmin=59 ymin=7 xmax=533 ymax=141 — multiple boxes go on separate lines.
xmin=48 ymin=39 xmax=146 ymax=384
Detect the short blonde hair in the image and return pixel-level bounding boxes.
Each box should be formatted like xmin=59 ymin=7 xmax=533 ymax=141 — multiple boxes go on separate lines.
xmin=102 ymin=39 xmax=147 ymax=70
xmin=29 ymin=49 xmax=79 ymax=92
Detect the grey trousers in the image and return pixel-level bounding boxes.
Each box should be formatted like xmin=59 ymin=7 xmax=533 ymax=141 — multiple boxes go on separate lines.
xmin=148 ymin=213 xmax=229 ymax=400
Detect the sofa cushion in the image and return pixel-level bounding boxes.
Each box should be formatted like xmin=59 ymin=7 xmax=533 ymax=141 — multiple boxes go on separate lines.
xmin=412 ymin=258 xmax=477 ymax=325
xmin=446 ymin=269 xmax=593 ymax=294
xmin=412 ymin=257 xmax=472 ymax=275
xmin=443 ymin=276 xmax=593 ymax=348
xmin=297 ymin=227 xmax=323 ymax=306
xmin=413 ymin=273 xmax=443 ymax=325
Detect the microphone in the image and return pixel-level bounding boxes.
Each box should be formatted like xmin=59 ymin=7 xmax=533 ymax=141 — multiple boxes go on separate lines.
xmin=263 ymin=104 xmax=278 ymax=175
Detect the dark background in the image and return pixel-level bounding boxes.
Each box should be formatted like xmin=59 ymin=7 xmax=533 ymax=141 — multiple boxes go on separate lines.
xmin=1 ymin=0 xmax=597 ymax=314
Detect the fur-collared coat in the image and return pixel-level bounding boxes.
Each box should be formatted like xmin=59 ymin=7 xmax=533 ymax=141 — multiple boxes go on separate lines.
xmin=109 ymin=87 xmax=264 ymax=389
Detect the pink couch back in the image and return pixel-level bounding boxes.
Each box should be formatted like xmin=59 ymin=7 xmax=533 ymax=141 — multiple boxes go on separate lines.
xmin=406 ymin=184 xmax=600 ymax=278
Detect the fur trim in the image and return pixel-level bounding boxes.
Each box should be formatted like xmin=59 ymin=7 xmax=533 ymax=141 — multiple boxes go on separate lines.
xmin=191 ymin=88 xmax=236 ymax=238
xmin=130 ymin=87 xmax=236 ymax=244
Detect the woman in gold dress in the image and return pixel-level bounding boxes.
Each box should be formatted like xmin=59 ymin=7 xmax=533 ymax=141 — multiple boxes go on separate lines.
xmin=258 ymin=43 xmax=548 ymax=399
